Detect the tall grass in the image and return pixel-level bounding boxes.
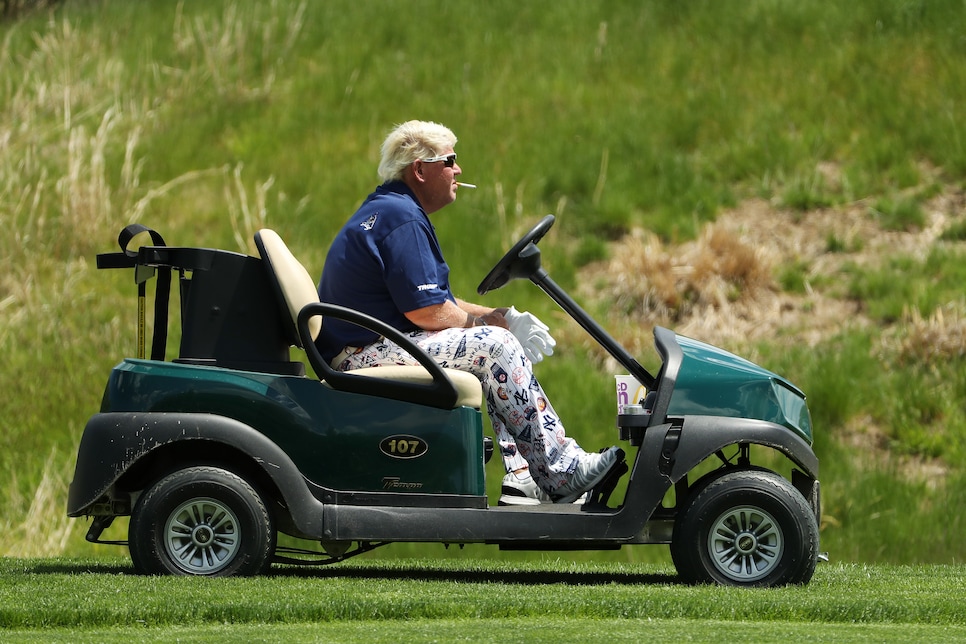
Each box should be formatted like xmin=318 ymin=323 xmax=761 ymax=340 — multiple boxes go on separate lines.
xmin=0 ymin=1 xmax=295 ymax=555
xmin=0 ymin=0 xmax=964 ymax=562
xmin=0 ymin=448 xmax=73 ymax=557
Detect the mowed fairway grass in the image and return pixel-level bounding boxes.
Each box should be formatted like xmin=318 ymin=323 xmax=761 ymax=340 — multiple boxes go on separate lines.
xmin=1 ymin=557 xmax=965 ymax=642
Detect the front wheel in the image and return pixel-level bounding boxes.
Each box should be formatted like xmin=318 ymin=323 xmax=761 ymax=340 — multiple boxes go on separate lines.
xmin=670 ymin=469 xmax=819 ymax=587
xmin=129 ymin=466 xmax=275 ymax=577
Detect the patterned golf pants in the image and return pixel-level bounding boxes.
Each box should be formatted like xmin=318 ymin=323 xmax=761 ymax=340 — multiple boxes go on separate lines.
xmin=332 ymin=326 xmax=587 ymax=492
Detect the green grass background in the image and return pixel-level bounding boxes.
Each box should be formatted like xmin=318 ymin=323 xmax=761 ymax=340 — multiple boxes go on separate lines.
xmin=1 ymin=0 xmax=965 ymax=569
xmin=2 ymin=558 xmax=966 ymax=642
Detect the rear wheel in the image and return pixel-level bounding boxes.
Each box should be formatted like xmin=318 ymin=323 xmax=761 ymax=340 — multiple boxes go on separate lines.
xmin=670 ymin=469 xmax=819 ymax=587
xmin=129 ymin=466 xmax=275 ymax=577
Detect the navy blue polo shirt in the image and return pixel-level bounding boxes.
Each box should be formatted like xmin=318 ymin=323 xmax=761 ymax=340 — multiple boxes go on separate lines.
xmin=316 ymin=181 xmax=455 ymax=362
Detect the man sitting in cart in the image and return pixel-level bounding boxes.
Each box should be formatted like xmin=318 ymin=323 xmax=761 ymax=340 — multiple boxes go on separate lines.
xmin=315 ymin=119 xmax=621 ymax=505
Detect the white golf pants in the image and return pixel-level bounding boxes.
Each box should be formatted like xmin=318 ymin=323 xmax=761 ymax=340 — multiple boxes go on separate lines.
xmin=331 ymin=325 xmax=587 ymax=492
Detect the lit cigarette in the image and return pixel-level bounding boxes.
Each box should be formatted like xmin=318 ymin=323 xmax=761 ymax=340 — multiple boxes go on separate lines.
xmin=456 ymin=182 xmax=477 ymax=189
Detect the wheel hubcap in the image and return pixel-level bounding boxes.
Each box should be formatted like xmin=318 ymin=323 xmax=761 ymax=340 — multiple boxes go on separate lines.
xmin=708 ymin=506 xmax=784 ymax=582
xmin=164 ymin=498 xmax=241 ymax=575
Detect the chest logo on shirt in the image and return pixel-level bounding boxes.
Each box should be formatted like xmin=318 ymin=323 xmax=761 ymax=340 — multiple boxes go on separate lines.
xmin=360 ymin=214 xmax=378 ymax=231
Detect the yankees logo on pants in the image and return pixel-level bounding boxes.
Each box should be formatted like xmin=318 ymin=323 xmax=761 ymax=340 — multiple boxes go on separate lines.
xmin=332 ymin=325 xmax=585 ymax=493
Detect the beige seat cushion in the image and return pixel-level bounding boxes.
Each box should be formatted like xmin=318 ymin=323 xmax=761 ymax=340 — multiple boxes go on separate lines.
xmin=343 ymin=366 xmax=483 ymax=409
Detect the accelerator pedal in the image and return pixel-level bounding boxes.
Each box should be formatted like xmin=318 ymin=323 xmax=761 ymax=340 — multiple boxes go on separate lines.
xmin=583 ymin=448 xmax=628 ymax=509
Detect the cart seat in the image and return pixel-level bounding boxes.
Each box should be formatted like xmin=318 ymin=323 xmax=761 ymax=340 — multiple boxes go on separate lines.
xmin=254 ymin=229 xmax=482 ymax=410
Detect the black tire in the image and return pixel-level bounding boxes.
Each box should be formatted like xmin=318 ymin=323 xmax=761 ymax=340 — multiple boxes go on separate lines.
xmin=129 ymin=466 xmax=275 ymax=577
xmin=670 ymin=469 xmax=819 ymax=587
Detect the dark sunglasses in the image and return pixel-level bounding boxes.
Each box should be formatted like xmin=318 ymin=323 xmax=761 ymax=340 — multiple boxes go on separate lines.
xmin=420 ymin=153 xmax=457 ymax=168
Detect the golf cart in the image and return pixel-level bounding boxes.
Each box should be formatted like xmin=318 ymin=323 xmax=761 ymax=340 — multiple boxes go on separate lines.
xmin=67 ymin=216 xmax=821 ymax=587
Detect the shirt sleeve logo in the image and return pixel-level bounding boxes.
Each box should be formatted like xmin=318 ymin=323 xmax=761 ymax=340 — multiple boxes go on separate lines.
xmin=360 ymin=214 xmax=378 ymax=231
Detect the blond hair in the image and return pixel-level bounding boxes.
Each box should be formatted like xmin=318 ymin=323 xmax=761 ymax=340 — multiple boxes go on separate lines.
xmin=377 ymin=120 xmax=457 ymax=183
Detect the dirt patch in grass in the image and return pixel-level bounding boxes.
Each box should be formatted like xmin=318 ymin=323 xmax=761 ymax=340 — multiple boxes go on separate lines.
xmin=573 ymin=185 xmax=966 ymax=356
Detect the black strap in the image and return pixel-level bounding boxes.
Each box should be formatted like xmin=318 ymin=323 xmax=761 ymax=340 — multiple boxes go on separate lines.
xmin=117 ymin=224 xmax=170 ymax=361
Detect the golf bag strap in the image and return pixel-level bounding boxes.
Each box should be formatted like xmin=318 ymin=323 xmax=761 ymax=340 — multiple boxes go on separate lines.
xmin=117 ymin=224 xmax=171 ymax=362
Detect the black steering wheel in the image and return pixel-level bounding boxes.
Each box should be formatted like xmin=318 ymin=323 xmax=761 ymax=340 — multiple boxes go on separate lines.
xmin=477 ymin=214 xmax=555 ymax=295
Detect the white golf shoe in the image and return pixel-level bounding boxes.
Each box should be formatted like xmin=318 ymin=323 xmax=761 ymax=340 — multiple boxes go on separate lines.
xmin=499 ymin=470 xmax=589 ymax=506
xmin=499 ymin=471 xmax=551 ymax=505
xmin=551 ymin=447 xmax=623 ymax=504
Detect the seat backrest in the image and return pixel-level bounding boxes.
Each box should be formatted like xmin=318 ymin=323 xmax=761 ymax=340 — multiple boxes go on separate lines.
xmin=254 ymin=228 xmax=475 ymax=410
xmin=254 ymin=229 xmax=322 ymax=347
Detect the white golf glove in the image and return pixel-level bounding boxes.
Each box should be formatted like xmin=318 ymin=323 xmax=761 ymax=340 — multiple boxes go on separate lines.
xmin=504 ymin=306 xmax=556 ymax=363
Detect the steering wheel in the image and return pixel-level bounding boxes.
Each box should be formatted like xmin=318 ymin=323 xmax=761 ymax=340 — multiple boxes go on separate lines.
xmin=477 ymin=214 xmax=555 ymax=295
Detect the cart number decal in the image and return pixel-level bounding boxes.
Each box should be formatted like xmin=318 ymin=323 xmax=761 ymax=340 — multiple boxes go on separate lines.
xmin=380 ymin=435 xmax=428 ymax=459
